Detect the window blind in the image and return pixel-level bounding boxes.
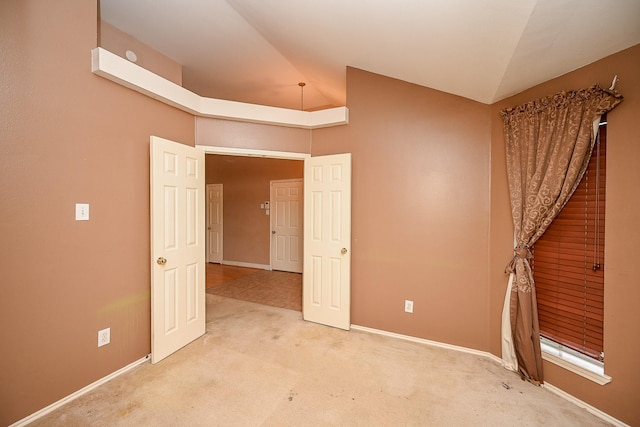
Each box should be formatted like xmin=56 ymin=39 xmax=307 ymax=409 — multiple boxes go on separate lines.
xmin=532 ymin=117 xmax=606 ymax=362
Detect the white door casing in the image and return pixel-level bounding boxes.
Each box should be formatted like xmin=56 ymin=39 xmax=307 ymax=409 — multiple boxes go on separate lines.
xmin=271 ymin=179 xmax=303 ymax=273
xmin=206 ymin=184 xmax=223 ymax=263
xmin=150 ymin=136 xmax=205 ymax=364
xmin=303 ymin=153 xmax=352 ymax=330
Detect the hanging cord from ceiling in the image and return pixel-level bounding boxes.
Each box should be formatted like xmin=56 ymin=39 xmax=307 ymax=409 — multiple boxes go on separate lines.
xmin=298 ymin=82 xmax=306 ymax=111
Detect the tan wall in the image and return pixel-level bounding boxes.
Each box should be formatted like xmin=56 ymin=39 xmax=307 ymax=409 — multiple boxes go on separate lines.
xmin=312 ymin=68 xmax=492 ymax=350
xmin=206 ymin=155 xmax=303 ymax=265
xmin=196 ymin=117 xmax=311 ymax=153
xmin=0 ymin=1 xmax=195 ymax=425
xmin=99 ymin=20 xmax=183 ymax=85
xmin=3 ymin=0 xmax=637 ymax=424
xmin=489 ymin=44 xmax=640 ymax=425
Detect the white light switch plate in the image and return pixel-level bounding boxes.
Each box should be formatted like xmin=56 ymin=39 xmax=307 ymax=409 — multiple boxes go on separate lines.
xmin=75 ymin=203 xmax=89 ymax=221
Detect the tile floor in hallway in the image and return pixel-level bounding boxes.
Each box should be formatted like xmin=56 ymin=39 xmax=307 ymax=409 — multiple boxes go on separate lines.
xmin=206 ymin=263 xmax=302 ymax=312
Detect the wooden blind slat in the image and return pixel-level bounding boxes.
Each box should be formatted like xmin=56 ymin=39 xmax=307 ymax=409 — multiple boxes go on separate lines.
xmin=532 ymin=118 xmax=606 ymax=361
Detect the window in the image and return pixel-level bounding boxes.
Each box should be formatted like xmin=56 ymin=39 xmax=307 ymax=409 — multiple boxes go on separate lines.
xmin=532 ymin=116 xmax=606 ymax=363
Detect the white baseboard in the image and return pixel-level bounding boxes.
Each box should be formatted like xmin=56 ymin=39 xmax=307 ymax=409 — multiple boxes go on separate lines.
xmin=11 ymin=326 xmax=628 ymax=427
xmin=543 ymin=382 xmax=629 ymax=427
xmin=9 ymin=355 xmax=150 ymax=427
xmin=221 ymin=260 xmax=271 ymax=270
xmin=350 ymin=324 xmax=503 ymax=365
xmin=350 ymin=324 xmax=627 ymax=427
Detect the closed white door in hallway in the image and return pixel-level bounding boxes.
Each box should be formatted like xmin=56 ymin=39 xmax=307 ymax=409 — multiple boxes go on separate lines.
xmin=271 ymin=179 xmax=303 ymax=273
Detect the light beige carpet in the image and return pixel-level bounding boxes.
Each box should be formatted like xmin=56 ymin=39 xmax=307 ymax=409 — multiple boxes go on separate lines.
xmin=30 ymin=295 xmax=611 ymax=426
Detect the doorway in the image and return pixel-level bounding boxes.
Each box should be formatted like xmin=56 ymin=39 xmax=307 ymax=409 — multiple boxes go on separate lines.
xmin=203 ymin=150 xmax=305 ymax=310
xmin=199 ymin=146 xmax=352 ymax=330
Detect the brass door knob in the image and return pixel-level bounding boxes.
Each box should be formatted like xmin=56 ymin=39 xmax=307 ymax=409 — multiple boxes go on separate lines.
xmin=157 ymin=257 xmax=167 ymax=266
xmin=341 ymin=248 xmax=348 ymax=255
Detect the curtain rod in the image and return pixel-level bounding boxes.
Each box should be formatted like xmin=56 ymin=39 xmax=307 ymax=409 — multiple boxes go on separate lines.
xmin=609 ymin=75 xmax=618 ymax=91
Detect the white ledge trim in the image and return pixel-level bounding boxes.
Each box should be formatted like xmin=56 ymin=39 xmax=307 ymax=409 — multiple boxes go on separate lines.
xmin=541 ymin=350 xmax=611 ymax=385
xmin=91 ymin=48 xmax=349 ymax=129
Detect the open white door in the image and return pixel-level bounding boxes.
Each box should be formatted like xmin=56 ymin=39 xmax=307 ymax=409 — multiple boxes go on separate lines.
xmin=150 ymin=136 xmax=205 ymax=364
xmin=271 ymin=179 xmax=303 ymax=273
xmin=303 ymin=153 xmax=351 ymax=330
xmin=206 ymin=184 xmax=223 ymax=263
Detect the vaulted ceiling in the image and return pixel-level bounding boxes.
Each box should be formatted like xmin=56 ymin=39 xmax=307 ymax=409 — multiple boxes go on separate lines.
xmin=101 ymin=0 xmax=640 ymax=111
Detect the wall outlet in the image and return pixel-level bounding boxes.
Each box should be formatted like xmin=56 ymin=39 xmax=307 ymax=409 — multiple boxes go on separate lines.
xmin=404 ymin=300 xmax=414 ymax=313
xmin=98 ymin=327 xmax=110 ymax=347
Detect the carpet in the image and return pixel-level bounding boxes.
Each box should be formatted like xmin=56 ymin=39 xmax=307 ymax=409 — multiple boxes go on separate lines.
xmin=29 ymin=295 xmax=612 ymax=426
xmin=206 ymin=269 xmax=302 ymax=312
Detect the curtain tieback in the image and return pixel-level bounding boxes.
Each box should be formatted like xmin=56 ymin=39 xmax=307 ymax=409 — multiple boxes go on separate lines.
xmin=505 ymin=246 xmax=532 ymax=274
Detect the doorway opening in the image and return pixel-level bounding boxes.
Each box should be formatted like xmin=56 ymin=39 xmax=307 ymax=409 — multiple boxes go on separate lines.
xmin=202 ymin=147 xmax=307 ymax=312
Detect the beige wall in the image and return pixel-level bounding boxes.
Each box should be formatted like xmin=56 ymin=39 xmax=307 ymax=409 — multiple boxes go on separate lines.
xmin=313 ymin=68 xmax=492 ymax=350
xmin=489 ymin=44 xmax=640 ymax=426
xmin=196 ymin=117 xmax=311 ymax=153
xmin=206 ymin=155 xmax=303 ymax=266
xmin=0 ymin=1 xmax=195 ymax=425
xmin=3 ymin=0 xmax=638 ymax=424
xmin=99 ymin=20 xmax=183 ymax=85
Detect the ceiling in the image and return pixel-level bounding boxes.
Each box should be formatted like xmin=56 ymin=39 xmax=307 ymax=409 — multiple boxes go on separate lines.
xmin=100 ymin=0 xmax=640 ymax=111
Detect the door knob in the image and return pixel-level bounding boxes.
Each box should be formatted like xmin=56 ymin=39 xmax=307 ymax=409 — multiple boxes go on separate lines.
xmin=341 ymin=248 xmax=348 ymax=255
xmin=157 ymin=257 xmax=167 ymax=266
xmin=272 ymin=230 xmax=276 ymax=234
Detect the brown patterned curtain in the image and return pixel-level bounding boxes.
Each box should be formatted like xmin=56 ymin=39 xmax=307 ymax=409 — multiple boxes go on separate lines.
xmin=501 ymin=85 xmax=622 ymax=384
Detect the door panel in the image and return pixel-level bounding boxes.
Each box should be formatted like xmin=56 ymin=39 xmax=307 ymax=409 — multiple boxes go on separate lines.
xmin=151 ymin=136 xmax=205 ymax=364
xmin=303 ymin=154 xmax=351 ymax=330
xmin=271 ymin=179 xmax=303 ymax=273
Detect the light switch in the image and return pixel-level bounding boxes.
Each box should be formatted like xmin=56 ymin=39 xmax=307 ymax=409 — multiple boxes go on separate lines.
xmin=75 ymin=203 xmax=89 ymax=221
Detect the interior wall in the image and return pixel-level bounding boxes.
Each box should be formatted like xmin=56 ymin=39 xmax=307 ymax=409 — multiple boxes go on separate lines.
xmin=0 ymin=1 xmax=195 ymax=425
xmin=4 ymin=1 xmax=637 ymax=424
xmin=312 ymin=67 xmax=492 ymax=350
xmin=196 ymin=117 xmax=311 ymax=153
xmin=489 ymin=44 xmax=640 ymax=425
xmin=99 ymin=20 xmax=183 ymax=85
xmin=206 ymin=155 xmax=303 ymax=266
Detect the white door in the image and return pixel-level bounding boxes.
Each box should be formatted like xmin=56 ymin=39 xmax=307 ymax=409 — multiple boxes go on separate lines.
xmin=303 ymin=153 xmax=351 ymax=330
xmin=150 ymin=136 xmax=205 ymax=364
xmin=271 ymin=179 xmax=303 ymax=273
xmin=206 ymin=184 xmax=223 ymax=263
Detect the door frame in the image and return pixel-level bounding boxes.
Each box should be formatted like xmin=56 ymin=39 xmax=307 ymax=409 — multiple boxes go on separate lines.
xmin=199 ymin=146 xmax=309 ymax=270
xmin=196 ymin=145 xmax=310 ymax=161
xmin=197 ymin=146 xmax=352 ymax=328
xmin=206 ymin=183 xmax=223 ymax=263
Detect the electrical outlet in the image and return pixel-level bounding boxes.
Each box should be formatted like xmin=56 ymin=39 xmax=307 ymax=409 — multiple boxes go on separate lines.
xmin=404 ymin=300 xmax=414 ymax=313
xmin=98 ymin=328 xmax=110 ymax=347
